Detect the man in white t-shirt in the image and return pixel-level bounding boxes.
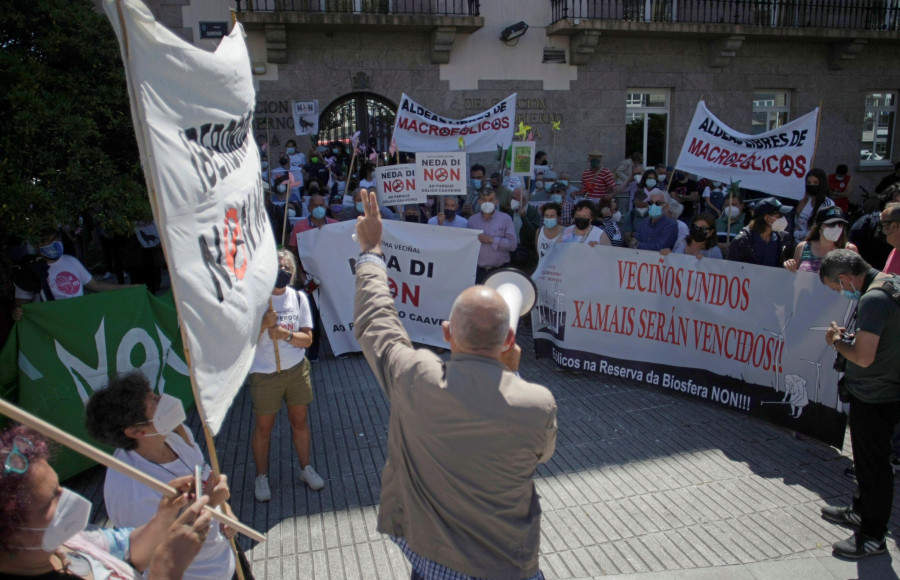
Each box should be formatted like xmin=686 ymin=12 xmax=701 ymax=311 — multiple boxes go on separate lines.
xmin=13 ymin=230 xmax=126 ymax=319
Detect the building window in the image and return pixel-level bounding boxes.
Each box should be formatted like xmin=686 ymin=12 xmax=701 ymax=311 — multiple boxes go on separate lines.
xmin=317 ymin=92 xmax=396 ymax=156
xmin=625 ymin=89 xmax=669 ymax=166
xmin=751 ymin=91 xmax=789 ymax=135
xmin=861 ymin=92 xmax=896 ymax=164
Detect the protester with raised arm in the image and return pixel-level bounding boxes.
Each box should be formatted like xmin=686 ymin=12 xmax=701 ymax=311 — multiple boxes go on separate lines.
xmin=352 ymin=189 xmax=557 ymax=580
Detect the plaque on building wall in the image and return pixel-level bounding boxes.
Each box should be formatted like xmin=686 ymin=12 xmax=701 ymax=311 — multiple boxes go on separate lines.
xmin=199 ymin=22 xmax=228 ymax=39
xmin=352 ymin=72 xmax=371 ymax=91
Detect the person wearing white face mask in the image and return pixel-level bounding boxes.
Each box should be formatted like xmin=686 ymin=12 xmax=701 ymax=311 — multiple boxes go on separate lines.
xmin=725 ymin=197 xmax=796 ymax=267
xmin=85 ymin=373 xmax=236 ymax=580
xmin=0 ymin=425 xmax=212 ymax=579
xmin=507 ymin=188 xmax=542 ymax=274
xmin=715 ymin=194 xmax=746 ymax=243
xmin=467 ymin=190 xmax=518 ymax=283
xmin=784 ymin=206 xmax=858 ymax=273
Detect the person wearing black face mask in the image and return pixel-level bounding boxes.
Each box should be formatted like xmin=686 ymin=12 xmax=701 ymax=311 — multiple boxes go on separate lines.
xmin=560 ymin=200 xmax=611 ymax=246
xmin=795 ymin=168 xmax=834 ymax=242
xmin=660 ymin=213 xmax=722 ymax=259
xmin=247 ymin=250 xmax=324 ymax=502
xmin=427 ymin=196 xmax=468 ymax=228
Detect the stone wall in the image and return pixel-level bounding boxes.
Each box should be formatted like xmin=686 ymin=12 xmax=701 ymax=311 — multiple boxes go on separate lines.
xmin=253 ymin=28 xmax=900 ymax=190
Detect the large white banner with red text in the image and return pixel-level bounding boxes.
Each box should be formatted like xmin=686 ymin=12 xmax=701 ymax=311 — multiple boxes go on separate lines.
xmin=533 ymin=244 xmax=849 ymax=446
xmin=297 ymin=221 xmax=480 ymax=354
xmin=675 ymin=101 xmax=819 ymax=200
xmin=105 ymin=0 xmax=277 ymax=433
xmin=391 ymin=93 xmax=516 ymax=153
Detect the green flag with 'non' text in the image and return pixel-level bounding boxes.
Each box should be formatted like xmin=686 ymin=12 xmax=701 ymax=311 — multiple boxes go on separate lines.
xmin=0 ymin=286 xmax=194 ymax=480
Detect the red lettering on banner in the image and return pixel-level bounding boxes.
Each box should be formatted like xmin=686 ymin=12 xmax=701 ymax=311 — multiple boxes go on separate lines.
xmin=223 ymin=208 xmax=247 ymax=280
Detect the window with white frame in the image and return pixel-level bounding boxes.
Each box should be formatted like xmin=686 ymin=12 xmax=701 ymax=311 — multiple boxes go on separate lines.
xmin=625 ymin=89 xmax=669 ymax=166
xmin=861 ymin=92 xmax=896 ymax=164
xmin=751 ymin=91 xmax=789 ymax=135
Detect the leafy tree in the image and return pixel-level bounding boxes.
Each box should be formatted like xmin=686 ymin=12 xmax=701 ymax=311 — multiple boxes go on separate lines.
xmin=0 ymin=0 xmax=151 ymax=243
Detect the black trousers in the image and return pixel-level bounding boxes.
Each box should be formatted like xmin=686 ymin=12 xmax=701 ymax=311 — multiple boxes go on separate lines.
xmin=848 ymin=394 xmax=900 ymax=538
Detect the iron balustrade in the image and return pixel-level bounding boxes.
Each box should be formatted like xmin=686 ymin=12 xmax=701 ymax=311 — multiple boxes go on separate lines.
xmin=549 ymin=0 xmax=899 ymax=31
xmin=236 ymin=0 xmax=479 ymax=15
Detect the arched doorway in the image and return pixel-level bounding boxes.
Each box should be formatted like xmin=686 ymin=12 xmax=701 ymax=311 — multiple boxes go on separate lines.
xmin=317 ymin=92 xmax=396 ymax=155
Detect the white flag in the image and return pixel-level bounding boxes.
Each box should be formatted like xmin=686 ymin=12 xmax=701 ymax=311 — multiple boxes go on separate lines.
xmin=104 ymin=0 xmax=277 ymax=433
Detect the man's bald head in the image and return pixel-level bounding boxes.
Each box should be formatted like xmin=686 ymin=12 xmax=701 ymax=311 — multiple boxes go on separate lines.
xmin=447 ymin=286 xmax=510 ymax=355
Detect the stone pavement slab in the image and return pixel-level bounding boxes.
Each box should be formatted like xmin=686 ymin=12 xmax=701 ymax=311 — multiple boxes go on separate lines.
xmin=68 ymin=330 xmax=900 ymax=578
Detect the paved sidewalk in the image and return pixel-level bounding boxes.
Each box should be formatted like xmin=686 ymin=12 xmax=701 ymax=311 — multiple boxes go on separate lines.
xmin=70 ymin=331 xmax=900 ymax=578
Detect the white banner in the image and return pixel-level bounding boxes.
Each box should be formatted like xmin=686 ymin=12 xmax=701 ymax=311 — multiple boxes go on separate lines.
xmin=675 ymin=101 xmax=819 ymax=200
xmin=375 ymin=164 xmax=421 ymax=205
xmin=105 ymin=0 xmax=277 ymax=434
xmin=533 ymin=245 xmax=849 ymax=446
xmin=416 ymin=152 xmax=466 ymax=197
xmin=297 ymin=221 xmax=481 ymax=354
xmin=392 ymin=93 xmax=516 ymax=153
xmin=292 ymin=100 xmax=319 ymax=136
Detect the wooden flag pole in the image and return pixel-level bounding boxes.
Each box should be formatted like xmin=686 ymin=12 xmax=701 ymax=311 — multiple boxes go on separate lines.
xmin=270 ymin=297 xmax=282 ymax=373
xmin=113 ymin=4 xmax=264 ymax=574
xmin=0 ymin=398 xmax=265 ymax=543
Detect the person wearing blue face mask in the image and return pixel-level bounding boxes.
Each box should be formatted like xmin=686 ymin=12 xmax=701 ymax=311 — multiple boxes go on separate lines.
xmin=13 ymin=230 xmax=127 ymax=320
xmin=338 ymin=188 xmax=396 ymax=222
xmin=818 ymin=249 xmax=900 ymax=559
xmin=461 ymin=164 xmax=487 ymax=218
xmin=629 ymin=190 xmax=679 ymax=251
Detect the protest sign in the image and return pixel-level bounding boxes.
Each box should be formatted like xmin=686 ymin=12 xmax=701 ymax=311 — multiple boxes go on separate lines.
xmin=375 ymin=164 xmax=422 ymax=205
xmin=292 ymin=100 xmax=319 ymax=136
xmin=510 ymin=142 xmax=536 ymax=177
xmin=392 ymin=93 xmax=516 ymax=153
xmin=104 ymin=0 xmax=277 ymax=434
xmin=296 ymin=221 xmax=481 ymax=354
xmin=533 ymin=245 xmax=849 ymax=446
xmin=675 ymin=101 xmax=818 ymax=200
xmin=416 ymin=152 xmax=466 ymax=197
xmin=0 ymin=288 xmax=193 ymax=480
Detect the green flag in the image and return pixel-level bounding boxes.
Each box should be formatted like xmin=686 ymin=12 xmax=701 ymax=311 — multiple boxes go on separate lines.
xmin=0 ymin=287 xmax=194 ymax=480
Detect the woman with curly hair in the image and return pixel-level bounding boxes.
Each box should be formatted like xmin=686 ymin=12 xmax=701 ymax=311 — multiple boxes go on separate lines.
xmin=0 ymin=424 xmax=209 ymax=578
xmin=85 ymin=373 xmax=234 ymax=580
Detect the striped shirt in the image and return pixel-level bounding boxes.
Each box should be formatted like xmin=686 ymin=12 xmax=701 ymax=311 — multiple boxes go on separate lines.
xmin=580 ymin=168 xmax=616 ymax=199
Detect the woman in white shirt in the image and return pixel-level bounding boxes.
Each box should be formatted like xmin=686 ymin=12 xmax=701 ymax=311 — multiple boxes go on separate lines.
xmin=85 ymin=373 xmax=235 ymax=580
xmin=560 ymin=200 xmax=611 ymax=246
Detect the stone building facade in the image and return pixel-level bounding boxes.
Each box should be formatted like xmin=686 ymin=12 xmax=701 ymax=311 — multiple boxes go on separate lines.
xmin=139 ymin=0 xmax=900 ymax=192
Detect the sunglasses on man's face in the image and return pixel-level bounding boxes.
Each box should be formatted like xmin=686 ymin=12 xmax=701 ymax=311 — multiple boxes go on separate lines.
xmin=648 ymin=201 xmax=666 ymax=206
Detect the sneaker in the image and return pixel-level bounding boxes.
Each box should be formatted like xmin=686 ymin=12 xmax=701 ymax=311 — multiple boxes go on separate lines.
xmin=821 ymin=505 xmax=861 ymax=528
xmin=832 ymin=533 xmax=886 ymax=559
xmin=254 ymin=474 xmax=271 ymax=502
xmin=300 ymin=465 xmax=325 ymax=491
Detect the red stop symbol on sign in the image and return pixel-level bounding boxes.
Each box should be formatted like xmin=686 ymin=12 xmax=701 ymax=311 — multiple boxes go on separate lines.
xmin=434 ymin=168 xmax=449 ymax=182
xmin=391 ymin=179 xmax=404 ymax=191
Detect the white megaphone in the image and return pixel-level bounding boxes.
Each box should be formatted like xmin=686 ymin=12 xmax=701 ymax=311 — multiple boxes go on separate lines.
xmin=483 ymin=268 xmax=538 ymax=331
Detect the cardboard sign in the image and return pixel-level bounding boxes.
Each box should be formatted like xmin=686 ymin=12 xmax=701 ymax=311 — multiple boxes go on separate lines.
xmin=416 ymin=152 xmax=466 ymax=197
xmin=510 ymin=141 xmax=536 ymax=177
xmin=292 ymin=100 xmax=319 ymax=136
xmin=375 ymin=164 xmax=422 ymax=205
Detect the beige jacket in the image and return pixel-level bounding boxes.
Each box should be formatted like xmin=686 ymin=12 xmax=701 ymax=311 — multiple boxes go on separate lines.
xmin=354 ymin=260 xmax=557 ymax=580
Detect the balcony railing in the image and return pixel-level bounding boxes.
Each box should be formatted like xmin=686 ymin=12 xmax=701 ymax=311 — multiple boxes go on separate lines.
xmin=550 ymin=0 xmax=899 ymax=31
xmin=237 ymin=0 xmax=480 ymax=16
